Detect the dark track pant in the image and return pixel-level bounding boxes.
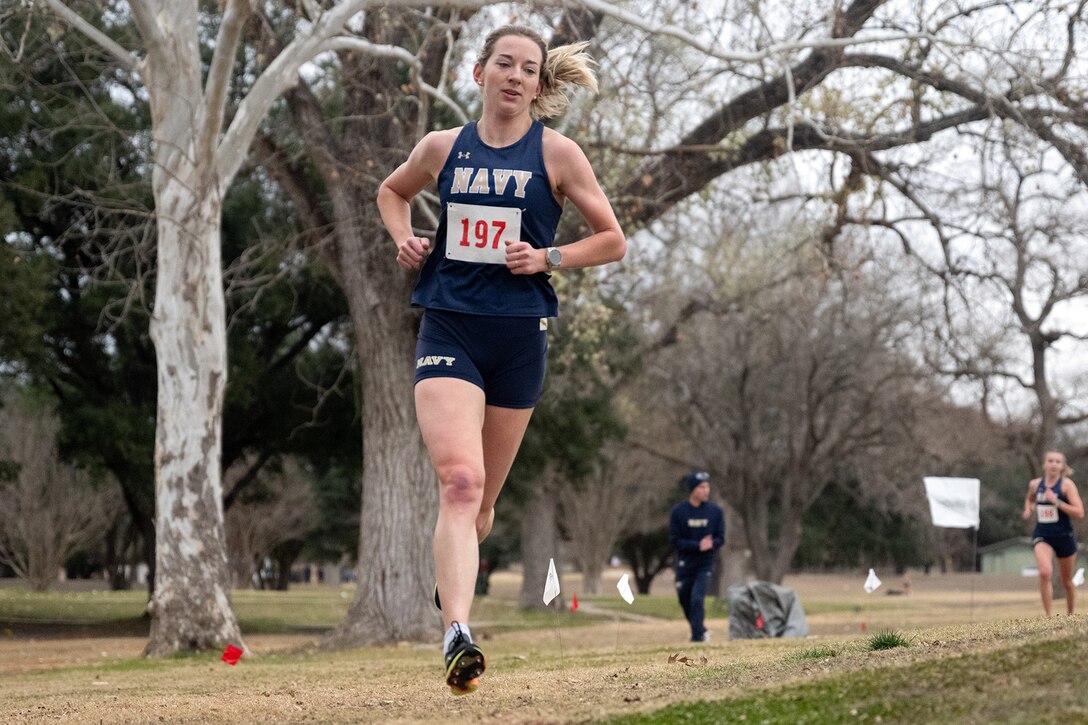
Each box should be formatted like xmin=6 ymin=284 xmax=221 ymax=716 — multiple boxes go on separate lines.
xmin=675 ymin=568 xmax=712 ymax=641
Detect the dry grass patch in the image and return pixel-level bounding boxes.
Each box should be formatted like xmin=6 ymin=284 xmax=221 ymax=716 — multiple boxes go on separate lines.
xmin=3 ymin=614 xmax=1085 ymax=723
xmin=0 ymin=572 xmax=1073 ymax=723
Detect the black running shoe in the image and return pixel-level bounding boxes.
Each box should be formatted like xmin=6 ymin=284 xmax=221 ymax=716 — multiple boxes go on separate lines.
xmin=444 ymin=622 xmax=485 ymax=695
xmin=433 ymin=582 xmax=441 ymax=611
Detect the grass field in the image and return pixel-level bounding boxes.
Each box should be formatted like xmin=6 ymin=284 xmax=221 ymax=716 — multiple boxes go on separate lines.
xmin=1 ymin=570 xmax=1085 ymax=723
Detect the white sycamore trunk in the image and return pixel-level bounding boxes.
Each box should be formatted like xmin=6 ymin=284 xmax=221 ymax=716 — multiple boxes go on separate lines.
xmin=137 ymin=3 xmax=243 ymax=653
xmin=145 ymin=173 xmax=242 ymax=655
xmin=42 ymin=0 xmax=397 ymax=655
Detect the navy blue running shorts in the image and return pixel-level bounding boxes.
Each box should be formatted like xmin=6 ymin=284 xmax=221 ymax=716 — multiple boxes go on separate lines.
xmin=1032 ymin=532 xmax=1078 ymax=559
xmin=414 ymin=309 xmax=548 ymax=409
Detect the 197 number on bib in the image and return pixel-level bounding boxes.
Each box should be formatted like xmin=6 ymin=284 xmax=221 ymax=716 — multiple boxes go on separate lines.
xmin=446 ymin=203 xmax=522 ymax=265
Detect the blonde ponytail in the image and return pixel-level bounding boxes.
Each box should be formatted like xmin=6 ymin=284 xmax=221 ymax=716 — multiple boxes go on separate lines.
xmin=533 ymin=41 xmax=598 ymax=119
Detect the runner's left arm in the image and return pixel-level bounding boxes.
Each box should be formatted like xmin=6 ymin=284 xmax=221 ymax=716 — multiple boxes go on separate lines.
xmin=1061 ymin=480 xmax=1085 ymax=519
xmin=518 ymin=133 xmax=624 ymax=274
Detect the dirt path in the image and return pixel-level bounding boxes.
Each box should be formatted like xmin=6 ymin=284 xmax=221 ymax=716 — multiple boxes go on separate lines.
xmin=3 ymin=613 xmax=1082 ymax=723
xmin=0 ymin=572 xmax=1069 ymax=723
xmin=570 ymin=600 xmax=663 ymax=623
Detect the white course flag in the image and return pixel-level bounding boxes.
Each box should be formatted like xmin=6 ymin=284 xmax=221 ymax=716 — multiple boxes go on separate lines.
xmin=617 ymin=574 xmax=635 ymax=605
xmin=864 ymin=568 xmax=882 ymax=594
xmin=1074 ymin=568 xmax=1085 ymax=588
xmin=543 ymin=557 xmax=561 ymax=605
xmin=923 ymin=477 xmax=981 ymax=529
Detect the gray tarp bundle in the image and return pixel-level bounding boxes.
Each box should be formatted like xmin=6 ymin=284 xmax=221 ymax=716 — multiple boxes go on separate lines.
xmin=727 ymin=581 xmax=809 ymax=639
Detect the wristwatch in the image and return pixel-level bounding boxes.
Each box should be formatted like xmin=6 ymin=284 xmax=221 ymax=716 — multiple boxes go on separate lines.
xmin=545 ymin=247 xmax=562 ymax=270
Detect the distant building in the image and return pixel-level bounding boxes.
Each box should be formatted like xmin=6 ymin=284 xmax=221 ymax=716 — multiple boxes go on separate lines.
xmin=980 ymin=537 xmax=1082 ymax=575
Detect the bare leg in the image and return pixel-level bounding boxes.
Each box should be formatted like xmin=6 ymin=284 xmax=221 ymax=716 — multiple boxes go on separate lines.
xmin=1057 ymin=554 xmax=1077 ymax=615
xmin=1034 ymin=542 xmax=1055 ymax=616
xmin=416 ymin=378 xmax=487 ymax=631
xmin=475 ymin=404 xmax=535 ymax=543
xmin=417 ymin=380 xmax=536 ymax=630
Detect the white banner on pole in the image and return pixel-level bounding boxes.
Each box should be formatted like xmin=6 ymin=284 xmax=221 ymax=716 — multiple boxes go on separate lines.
xmin=923 ymin=477 xmax=981 ymax=529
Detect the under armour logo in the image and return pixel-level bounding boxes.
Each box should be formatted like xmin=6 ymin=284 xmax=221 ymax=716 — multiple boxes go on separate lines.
xmin=457 ymin=151 xmax=471 ymax=159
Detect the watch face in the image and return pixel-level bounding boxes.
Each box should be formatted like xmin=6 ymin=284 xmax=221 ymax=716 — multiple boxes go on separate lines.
xmin=547 ymin=248 xmax=562 ymax=267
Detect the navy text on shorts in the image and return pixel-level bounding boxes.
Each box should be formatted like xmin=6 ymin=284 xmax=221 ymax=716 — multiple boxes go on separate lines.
xmin=414 ymin=309 xmax=548 ymax=409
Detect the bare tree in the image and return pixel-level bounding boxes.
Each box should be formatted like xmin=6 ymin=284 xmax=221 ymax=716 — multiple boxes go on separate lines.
xmin=634 ymin=212 xmax=929 ymax=583
xmin=560 ymin=444 xmax=659 ymax=595
xmin=588 ymin=0 xmax=1088 ymax=462
xmin=32 ymin=0 xmax=412 ymax=655
xmin=908 ymin=127 xmax=1088 ymax=470
xmin=224 ymin=457 xmax=319 ymax=589
xmin=0 ymin=399 xmax=114 ymax=592
xmin=582 ymin=0 xmax=1088 ymax=582
xmin=702 ymin=1 xmax=1088 ymax=470
xmin=250 ymin=4 xmax=461 ymax=645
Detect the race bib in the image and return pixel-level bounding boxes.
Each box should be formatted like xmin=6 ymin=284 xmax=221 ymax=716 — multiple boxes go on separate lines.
xmin=446 ymin=203 xmax=522 ymax=265
xmin=1037 ymin=504 xmax=1058 ymax=524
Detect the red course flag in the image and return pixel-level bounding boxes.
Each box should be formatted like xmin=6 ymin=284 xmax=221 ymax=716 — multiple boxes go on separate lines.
xmin=570 ymin=593 xmax=579 ymax=612
xmin=221 ymin=644 xmax=243 ymax=665
xmin=754 ymin=613 xmax=764 ymax=630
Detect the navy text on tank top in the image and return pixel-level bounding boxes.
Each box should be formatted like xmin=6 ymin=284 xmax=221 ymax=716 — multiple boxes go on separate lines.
xmin=1034 ymin=477 xmax=1073 ymax=536
xmin=411 ymin=120 xmax=562 ymax=317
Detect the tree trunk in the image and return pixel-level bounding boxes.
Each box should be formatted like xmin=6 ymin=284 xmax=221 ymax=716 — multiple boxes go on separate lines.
xmin=769 ymin=506 xmax=805 ymax=583
xmin=1030 ymin=333 xmax=1056 ymax=461
xmin=324 ymin=219 xmax=440 ymax=646
xmin=145 ymin=181 xmax=242 ymax=655
xmin=41 ymin=0 xmax=398 ymax=654
xmin=520 ymin=480 xmax=562 ymax=610
xmin=272 ymin=540 xmax=302 ymax=591
xmin=715 ymin=506 xmax=748 ymax=598
xmin=141 ymin=521 xmax=155 ymax=597
xmin=744 ymin=491 xmax=775 ymax=582
xmin=620 ymin=529 xmax=672 ymax=595
xmin=104 ymin=519 xmax=135 ymax=591
xmin=580 ymin=558 xmax=604 ymax=596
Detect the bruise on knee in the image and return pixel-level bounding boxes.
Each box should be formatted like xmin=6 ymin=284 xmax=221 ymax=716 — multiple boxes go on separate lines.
xmin=439 ymin=465 xmax=484 ymax=510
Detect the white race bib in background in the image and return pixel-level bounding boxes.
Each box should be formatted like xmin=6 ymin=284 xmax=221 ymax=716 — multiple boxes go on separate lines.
xmin=1037 ymin=504 xmax=1058 ymax=524
xmin=446 ymin=203 xmax=522 ymax=265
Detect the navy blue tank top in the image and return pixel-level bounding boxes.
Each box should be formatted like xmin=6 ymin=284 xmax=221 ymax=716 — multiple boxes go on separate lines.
xmin=411 ymin=120 xmax=562 ymax=317
xmin=1034 ymin=477 xmax=1074 ymax=537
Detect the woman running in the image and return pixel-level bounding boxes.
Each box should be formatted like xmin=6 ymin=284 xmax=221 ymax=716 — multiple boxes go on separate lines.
xmin=1022 ymin=450 xmax=1084 ymax=616
xmin=377 ymin=25 xmax=625 ymax=694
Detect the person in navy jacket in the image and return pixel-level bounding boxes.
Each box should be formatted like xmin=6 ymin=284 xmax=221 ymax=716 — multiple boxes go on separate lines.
xmin=377 ymin=25 xmax=625 ymax=694
xmin=670 ymin=470 xmax=725 ymax=642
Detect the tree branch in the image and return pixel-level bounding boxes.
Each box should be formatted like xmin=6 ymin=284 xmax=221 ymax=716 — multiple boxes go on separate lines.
xmin=843 ymin=52 xmax=1088 ymax=187
xmin=39 ymin=0 xmax=142 ymax=72
xmin=1058 ymin=410 xmax=1088 ymax=426
xmin=249 ymin=132 xmax=330 ymax=240
xmin=320 ymin=36 xmax=469 ymax=124
xmin=215 ymin=0 xmax=373 ymax=192
xmin=200 ymin=0 xmax=251 ymax=165
xmin=615 ymin=0 xmax=887 ymax=229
